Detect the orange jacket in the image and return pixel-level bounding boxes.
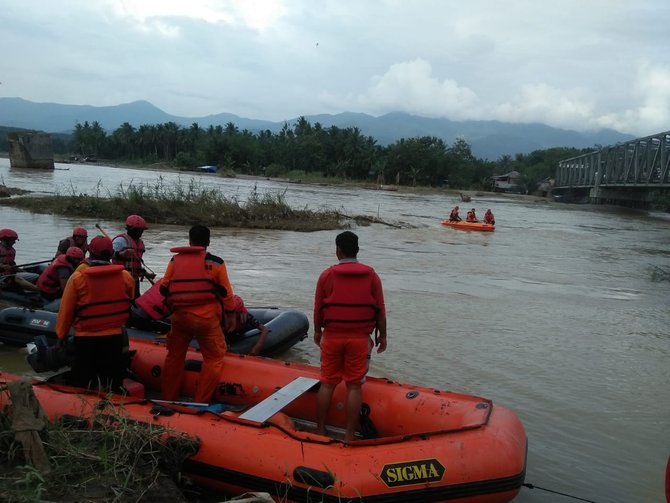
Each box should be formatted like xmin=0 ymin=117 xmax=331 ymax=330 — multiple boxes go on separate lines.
xmin=161 ymin=248 xmax=234 ymax=319
xmin=56 ymin=264 xmax=135 ymax=339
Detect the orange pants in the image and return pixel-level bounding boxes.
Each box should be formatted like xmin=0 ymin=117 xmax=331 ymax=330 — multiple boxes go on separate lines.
xmin=320 ymin=335 xmax=372 ymax=385
xmin=161 ymin=311 xmax=227 ymax=403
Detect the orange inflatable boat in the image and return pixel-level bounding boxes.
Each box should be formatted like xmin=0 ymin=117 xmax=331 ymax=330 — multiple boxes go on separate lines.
xmin=441 ymin=219 xmax=495 ymax=232
xmin=1 ymin=338 xmax=527 ymax=502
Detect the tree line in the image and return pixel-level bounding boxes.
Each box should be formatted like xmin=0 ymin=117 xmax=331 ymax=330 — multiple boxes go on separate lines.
xmin=4 ymin=120 xmax=592 ymax=193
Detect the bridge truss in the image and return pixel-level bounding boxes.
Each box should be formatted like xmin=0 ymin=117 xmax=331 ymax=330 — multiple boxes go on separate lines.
xmin=555 ymin=130 xmax=670 ymax=205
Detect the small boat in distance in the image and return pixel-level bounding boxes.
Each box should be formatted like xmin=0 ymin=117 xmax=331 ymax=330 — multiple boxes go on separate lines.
xmin=441 ymin=219 xmax=495 ymax=232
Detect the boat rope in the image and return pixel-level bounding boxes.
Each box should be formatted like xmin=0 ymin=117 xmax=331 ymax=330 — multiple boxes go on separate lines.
xmin=523 ymin=482 xmax=600 ymax=503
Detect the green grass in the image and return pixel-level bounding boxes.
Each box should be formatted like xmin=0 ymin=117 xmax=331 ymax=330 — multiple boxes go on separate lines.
xmin=0 ymin=177 xmax=375 ymax=232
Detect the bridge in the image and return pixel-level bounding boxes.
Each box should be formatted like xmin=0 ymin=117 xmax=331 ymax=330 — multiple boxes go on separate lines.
xmin=553 ymin=130 xmax=670 ymax=206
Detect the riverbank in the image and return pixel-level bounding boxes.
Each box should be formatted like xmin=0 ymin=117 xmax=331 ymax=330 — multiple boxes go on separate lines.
xmin=0 ymin=176 xmax=406 ymax=231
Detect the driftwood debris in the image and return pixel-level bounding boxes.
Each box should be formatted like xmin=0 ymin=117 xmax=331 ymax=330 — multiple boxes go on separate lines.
xmin=7 ymin=378 xmax=51 ymax=474
xmin=336 ymin=211 xmax=409 ymax=229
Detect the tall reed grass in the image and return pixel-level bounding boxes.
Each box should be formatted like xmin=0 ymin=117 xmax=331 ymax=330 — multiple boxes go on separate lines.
xmin=0 ymin=178 xmax=355 ymax=231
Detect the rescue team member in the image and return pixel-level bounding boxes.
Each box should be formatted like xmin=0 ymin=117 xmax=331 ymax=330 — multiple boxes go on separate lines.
xmin=484 ymin=208 xmax=495 ymax=225
xmin=132 ymin=279 xmax=170 ymax=322
xmin=313 ymin=231 xmax=387 ymax=442
xmin=76 ymin=235 xmax=116 ymax=272
xmin=55 ymin=227 xmax=89 ymax=258
xmin=449 ymin=205 xmax=462 ymax=222
xmin=36 ymin=247 xmax=84 ymax=301
xmin=160 ymin=225 xmax=235 ymax=404
xmin=466 ymin=208 xmax=478 ymax=222
xmin=227 ymin=294 xmax=268 ymax=356
xmin=0 ymin=228 xmax=41 ymax=293
xmin=56 ymin=236 xmax=134 ymax=391
xmin=112 ymin=214 xmax=155 ymax=298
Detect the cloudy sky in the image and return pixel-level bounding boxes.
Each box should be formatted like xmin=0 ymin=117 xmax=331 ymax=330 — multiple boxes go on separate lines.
xmin=1 ymin=0 xmax=668 ymax=136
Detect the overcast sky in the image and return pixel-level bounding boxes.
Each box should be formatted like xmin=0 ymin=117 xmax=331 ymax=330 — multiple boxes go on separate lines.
xmin=1 ymin=0 xmax=668 ymax=136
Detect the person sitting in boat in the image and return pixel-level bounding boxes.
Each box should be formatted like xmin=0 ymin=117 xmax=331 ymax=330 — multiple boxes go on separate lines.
xmin=226 ymin=294 xmax=268 ymax=356
xmin=484 ymin=209 xmax=495 ymax=225
xmin=56 ymin=236 xmax=135 ymax=391
xmin=466 ymin=208 xmax=478 ymax=222
xmin=0 ymin=228 xmax=41 ymax=294
xmin=449 ymin=206 xmax=462 ymax=222
xmin=36 ymin=246 xmax=85 ymax=301
xmin=132 ymin=278 xmax=170 ymax=323
xmin=55 ymin=226 xmax=89 ymax=258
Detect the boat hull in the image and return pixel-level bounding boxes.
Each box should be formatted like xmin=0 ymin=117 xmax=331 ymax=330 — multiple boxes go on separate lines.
xmin=441 ymin=220 xmax=495 ymax=232
xmin=0 ymin=306 xmax=308 ymax=357
xmin=0 ymin=337 xmax=527 ymax=502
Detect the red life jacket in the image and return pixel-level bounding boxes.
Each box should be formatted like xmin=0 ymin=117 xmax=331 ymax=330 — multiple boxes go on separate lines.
xmin=321 ymin=262 xmax=379 ymax=333
xmin=112 ymin=233 xmax=145 ymax=278
xmin=0 ymin=243 xmax=16 ymax=272
xmin=36 ymin=255 xmax=73 ymax=295
xmin=74 ymin=265 xmax=132 ymax=332
xmin=164 ymin=246 xmax=217 ymax=307
xmin=135 ymin=279 xmax=171 ymax=320
xmin=55 ymin=236 xmax=89 ymax=257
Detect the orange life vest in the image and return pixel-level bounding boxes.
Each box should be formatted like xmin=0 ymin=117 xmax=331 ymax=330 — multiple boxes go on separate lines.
xmin=36 ymin=255 xmax=73 ymax=295
xmin=164 ymin=246 xmax=218 ymax=307
xmin=112 ymin=233 xmax=145 ymax=278
xmin=74 ymin=265 xmax=132 ymax=332
xmin=321 ymin=262 xmax=379 ymax=333
xmin=135 ymin=279 xmax=171 ymax=320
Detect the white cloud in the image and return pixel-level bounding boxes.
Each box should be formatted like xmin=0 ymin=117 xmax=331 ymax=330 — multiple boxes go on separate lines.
xmin=105 ymin=0 xmax=286 ymax=33
xmin=594 ymin=62 xmax=670 ymax=135
xmin=0 ymin=0 xmax=668 ymax=135
xmin=493 ymin=84 xmax=595 ymax=129
xmin=323 ymin=59 xmax=479 ymax=119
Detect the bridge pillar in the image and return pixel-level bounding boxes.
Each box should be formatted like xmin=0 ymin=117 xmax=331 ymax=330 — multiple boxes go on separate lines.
xmin=589 ymin=187 xmax=653 ymax=207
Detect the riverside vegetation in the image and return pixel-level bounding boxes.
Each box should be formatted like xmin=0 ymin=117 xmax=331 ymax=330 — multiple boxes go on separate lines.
xmin=0 ymin=177 xmax=402 ymax=231
xmin=0 ymin=396 xmax=199 ymax=503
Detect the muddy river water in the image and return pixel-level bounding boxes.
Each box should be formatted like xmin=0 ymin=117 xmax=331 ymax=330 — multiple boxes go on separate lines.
xmin=1 ymin=158 xmax=669 ymax=502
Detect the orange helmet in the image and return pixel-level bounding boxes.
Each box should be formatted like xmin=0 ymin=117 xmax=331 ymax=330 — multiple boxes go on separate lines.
xmin=125 ymin=215 xmax=147 ymax=229
xmin=0 ymin=229 xmax=18 ymax=240
xmin=73 ymin=227 xmax=88 ymax=237
xmin=65 ymin=247 xmax=85 ymax=260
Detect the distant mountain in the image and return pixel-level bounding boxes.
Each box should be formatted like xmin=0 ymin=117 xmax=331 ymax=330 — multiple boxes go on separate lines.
xmin=0 ymin=97 xmax=635 ymax=159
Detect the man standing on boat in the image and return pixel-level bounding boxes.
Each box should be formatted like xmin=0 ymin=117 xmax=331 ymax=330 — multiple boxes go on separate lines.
xmin=160 ymin=225 xmax=236 ymax=404
xmin=112 ymin=214 xmax=155 ymax=298
xmin=313 ymin=231 xmax=387 ymax=442
xmin=56 ymin=237 xmax=134 ymax=390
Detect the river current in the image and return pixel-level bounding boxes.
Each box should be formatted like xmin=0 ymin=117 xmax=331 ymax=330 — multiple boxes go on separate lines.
xmin=0 ymin=158 xmax=668 ymax=502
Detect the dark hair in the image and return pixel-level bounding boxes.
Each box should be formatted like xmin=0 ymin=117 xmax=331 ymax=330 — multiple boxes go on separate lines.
xmin=336 ymin=231 xmax=359 ymax=257
xmin=189 ymin=225 xmax=210 ymax=247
